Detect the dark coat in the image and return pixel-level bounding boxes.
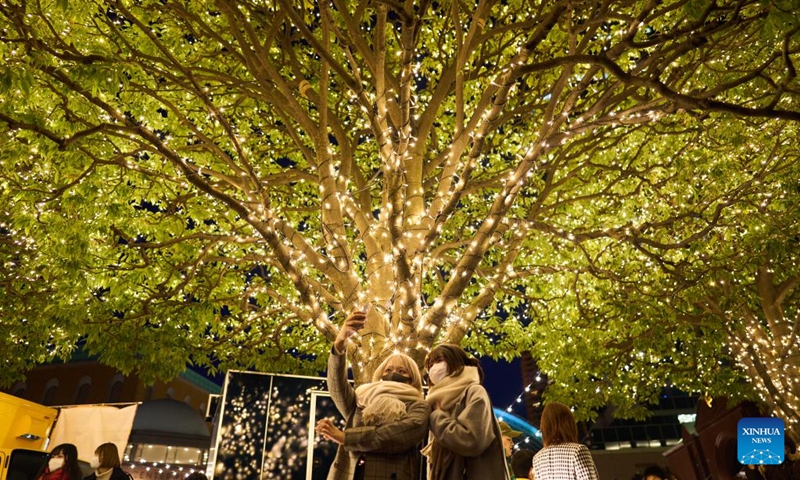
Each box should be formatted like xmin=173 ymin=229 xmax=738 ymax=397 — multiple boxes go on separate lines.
xmin=83 ymin=468 xmax=131 ymax=480
xmin=326 ymin=350 xmax=430 ymax=480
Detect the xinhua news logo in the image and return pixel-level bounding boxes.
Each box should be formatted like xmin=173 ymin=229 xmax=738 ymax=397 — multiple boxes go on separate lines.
xmin=738 ymin=417 xmax=784 ymax=465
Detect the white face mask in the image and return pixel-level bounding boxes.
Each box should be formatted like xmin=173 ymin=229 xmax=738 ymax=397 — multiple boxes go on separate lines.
xmin=428 ymin=361 xmax=449 ymax=385
xmin=90 ymin=455 xmax=101 ymax=470
xmin=48 ymin=457 xmax=64 ymax=472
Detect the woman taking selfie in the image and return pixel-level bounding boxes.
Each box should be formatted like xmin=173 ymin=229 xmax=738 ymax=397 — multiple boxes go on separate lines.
xmin=316 ymin=310 xmax=430 ymax=480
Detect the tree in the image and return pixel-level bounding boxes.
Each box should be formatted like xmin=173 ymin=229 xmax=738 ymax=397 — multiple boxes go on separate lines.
xmin=524 ymin=116 xmax=800 ymax=440
xmin=0 ymin=0 xmax=798 ymax=428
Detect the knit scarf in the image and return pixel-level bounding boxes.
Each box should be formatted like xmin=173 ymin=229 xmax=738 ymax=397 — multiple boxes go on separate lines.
xmin=424 ymin=366 xmax=481 ymax=479
xmin=425 ymin=366 xmax=480 ymax=411
xmin=39 ymin=469 xmax=69 ymax=480
xmin=355 ymin=380 xmax=422 ymax=423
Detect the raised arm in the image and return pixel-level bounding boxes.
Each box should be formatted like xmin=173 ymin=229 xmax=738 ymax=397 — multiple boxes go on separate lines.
xmin=326 ymin=311 xmax=366 ymax=418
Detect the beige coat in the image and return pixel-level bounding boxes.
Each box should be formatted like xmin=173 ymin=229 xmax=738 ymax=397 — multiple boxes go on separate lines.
xmin=428 ymin=384 xmax=510 ymax=480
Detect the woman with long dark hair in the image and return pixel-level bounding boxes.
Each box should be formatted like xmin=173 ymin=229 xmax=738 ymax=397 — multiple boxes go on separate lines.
xmin=424 ymin=343 xmax=509 ymax=480
xmin=36 ymin=443 xmax=82 ymax=480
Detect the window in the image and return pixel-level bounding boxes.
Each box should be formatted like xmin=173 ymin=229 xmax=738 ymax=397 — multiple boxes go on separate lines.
xmin=107 ymin=374 xmax=125 ymax=403
xmin=41 ymin=379 xmax=59 ymax=406
xmin=10 ymin=382 xmax=26 ymax=399
xmin=74 ymin=376 xmax=92 ymax=404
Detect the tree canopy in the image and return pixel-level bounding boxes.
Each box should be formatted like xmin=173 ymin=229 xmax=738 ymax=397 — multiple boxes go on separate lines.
xmin=1 ymin=0 xmax=798 ymax=431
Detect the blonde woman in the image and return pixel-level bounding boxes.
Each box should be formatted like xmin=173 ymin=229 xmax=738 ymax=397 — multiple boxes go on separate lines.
xmin=316 ymin=311 xmax=430 ymax=480
xmin=532 ymin=402 xmax=599 ymax=480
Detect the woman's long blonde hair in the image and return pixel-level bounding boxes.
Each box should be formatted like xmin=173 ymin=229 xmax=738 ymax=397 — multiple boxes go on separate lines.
xmin=369 ymin=353 xmax=423 ymax=392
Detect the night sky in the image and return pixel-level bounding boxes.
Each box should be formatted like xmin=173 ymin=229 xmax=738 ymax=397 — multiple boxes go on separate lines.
xmin=480 ymin=357 xmax=527 ymax=419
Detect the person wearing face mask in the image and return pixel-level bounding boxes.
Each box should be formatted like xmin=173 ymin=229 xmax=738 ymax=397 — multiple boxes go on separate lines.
xmin=315 ymin=310 xmax=431 ymax=480
xmin=36 ymin=443 xmax=83 ymax=480
xmin=83 ymin=443 xmax=132 ymax=480
xmin=423 ymin=343 xmax=510 ymax=480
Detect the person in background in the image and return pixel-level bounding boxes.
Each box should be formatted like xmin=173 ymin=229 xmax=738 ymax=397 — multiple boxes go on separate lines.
xmin=424 ymin=343 xmax=510 ymax=480
xmin=743 ymin=464 xmax=775 ymax=480
xmin=184 ymin=473 xmax=209 ymax=480
xmin=642 ymin=465 xmax=667 ymax=480
xmin=315 ymin=310 xmax=430 ymax=480
xmin=500 ymin=421 xmax=523 ymax=457
xmin=500 ymin=421 xmax=523 ymax=478
xmin=37 ymin=443 xmax=83 ymax=480
xmin=83 ymin=443 xmax=131 ymax=480
xmin=532 ymin=402 xmax=599 ymax=480
xmin=771 ymin=440 xmax=800 ymax=480
xmin=511 ymin=449 xmax=536 ymax=480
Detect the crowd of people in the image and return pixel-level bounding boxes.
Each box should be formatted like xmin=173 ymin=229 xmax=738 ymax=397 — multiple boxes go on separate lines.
xmin=36 ymin=442 xmax=208 ymax=480
xmin=314 ymin=310 xmax=603 ymax=480
xmin=40 ymin=309 xmax=797 ymax=480
xmin=38 ymin=310 xmax=599 ymax=480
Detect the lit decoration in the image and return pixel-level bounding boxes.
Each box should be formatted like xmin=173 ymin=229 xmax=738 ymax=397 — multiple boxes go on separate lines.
xmin=0 ymin=0 xmax=799 ymax=444
xmin=494 ymin=371 xmax=548 ymax=452
xmin=123 ymin=443 xmax=207 ymax=480
xmin=213 ymin=372 xmax=342 ymax=479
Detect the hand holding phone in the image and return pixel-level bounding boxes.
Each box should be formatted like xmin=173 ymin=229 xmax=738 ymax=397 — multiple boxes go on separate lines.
xmin=334 ymin=310 xmax=366 ymax=353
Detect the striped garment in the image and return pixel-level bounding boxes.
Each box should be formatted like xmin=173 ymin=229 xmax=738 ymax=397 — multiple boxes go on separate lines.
xmin=532 ymin=443 xmax=599 ymax=480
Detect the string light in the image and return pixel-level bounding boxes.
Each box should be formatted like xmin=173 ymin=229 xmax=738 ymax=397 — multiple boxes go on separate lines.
xmin=1 ymin=0 xmax=798 ymax=438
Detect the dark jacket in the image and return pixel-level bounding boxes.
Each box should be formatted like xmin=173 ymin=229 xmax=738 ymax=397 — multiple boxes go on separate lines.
xmin=83 ymin=468 xmax=132 ymax=480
